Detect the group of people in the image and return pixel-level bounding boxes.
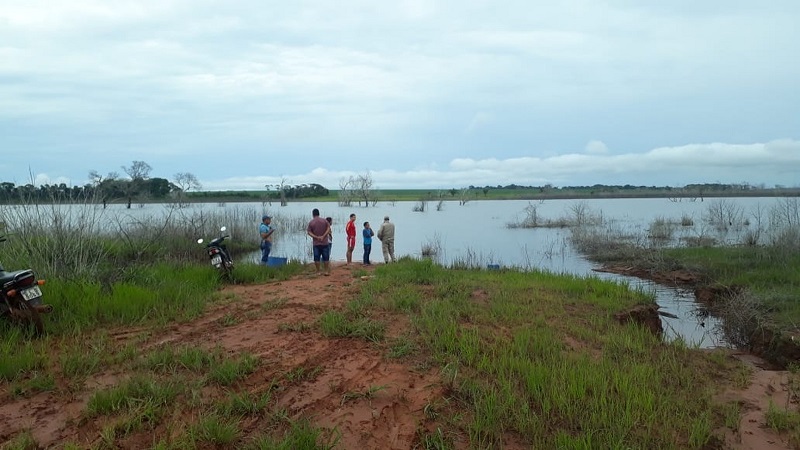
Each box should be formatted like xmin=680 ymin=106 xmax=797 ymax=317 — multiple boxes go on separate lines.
xmin=259 ymin=208 xmax=396 ymax=274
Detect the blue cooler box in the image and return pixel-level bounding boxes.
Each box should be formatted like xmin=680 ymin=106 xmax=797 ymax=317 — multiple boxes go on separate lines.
xmin=267 ymin=256 xmax=287 ymax=267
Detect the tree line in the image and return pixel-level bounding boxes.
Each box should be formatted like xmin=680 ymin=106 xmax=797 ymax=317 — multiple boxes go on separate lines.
xmin=0 ymin=161 xmax=202 ymax=207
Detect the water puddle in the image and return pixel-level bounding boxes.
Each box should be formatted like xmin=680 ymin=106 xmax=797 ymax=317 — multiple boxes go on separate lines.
xmin=651 ymin=284 xmax=726 ymax=348
xmin=594 ymin=272 xmax=727 ymax=348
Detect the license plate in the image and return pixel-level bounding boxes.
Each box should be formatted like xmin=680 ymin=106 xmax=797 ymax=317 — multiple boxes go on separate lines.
xmin=21 ymin=286 xmax=42 ymax=301
xmin=211 ymin=255 xmax=222 ymax=266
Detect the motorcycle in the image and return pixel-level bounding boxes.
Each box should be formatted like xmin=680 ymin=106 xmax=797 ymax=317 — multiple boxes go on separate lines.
xmin=197 ymin=226 xmax=234 ymax=279
xmin=0 ymin=235 xmax=51 ymax=335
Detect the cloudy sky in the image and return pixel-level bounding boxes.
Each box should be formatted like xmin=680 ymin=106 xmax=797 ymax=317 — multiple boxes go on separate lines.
xmin=1 ymin=0 xmax=799 ymax=190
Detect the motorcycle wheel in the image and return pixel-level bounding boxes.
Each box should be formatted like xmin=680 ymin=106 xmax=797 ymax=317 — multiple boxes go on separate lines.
xmin=221 ymin=262 xmax=233 ymax=282
xmin=16 ymin=298 xmax=45 ymax=337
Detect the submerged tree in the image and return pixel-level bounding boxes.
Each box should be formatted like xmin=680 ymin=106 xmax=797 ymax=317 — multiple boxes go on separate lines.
xmin=338 ymin=171 xmax=375 ymax=207
xmin=174 ymin=172 xmax=201 ymax=206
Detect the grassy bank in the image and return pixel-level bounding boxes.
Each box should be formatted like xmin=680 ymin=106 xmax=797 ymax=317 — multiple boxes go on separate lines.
xmin=2 ymin=257 xmax=754 ymax=448
xmin=336 ymin=259 xmax=747 ymax=448
xmin=662 ymin=246 xmax=800 ymax=329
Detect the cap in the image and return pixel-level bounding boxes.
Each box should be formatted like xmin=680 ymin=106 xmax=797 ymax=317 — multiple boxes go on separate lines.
xmin=262 ymin=215 xmax=271 ymax=220
xmin=384 ymin=216 xmax=390 ymax=220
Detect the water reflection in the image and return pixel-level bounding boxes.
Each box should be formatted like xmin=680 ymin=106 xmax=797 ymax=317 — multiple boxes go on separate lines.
xmin=591 ymin=272 xmax=726 ymax=348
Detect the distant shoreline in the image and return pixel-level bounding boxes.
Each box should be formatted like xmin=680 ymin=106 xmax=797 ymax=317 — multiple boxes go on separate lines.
xmin=2 ymin=187 xmax=798 ymax=206
xmin=181 ymin=188 xmax=800 ymax=204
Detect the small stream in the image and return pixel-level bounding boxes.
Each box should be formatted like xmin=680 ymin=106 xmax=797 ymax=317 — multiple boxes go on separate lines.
xmin=591 ymin=272 xmax=726 ymax=348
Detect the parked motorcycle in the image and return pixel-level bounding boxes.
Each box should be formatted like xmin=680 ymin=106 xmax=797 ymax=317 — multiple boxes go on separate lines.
xmin=197 ymin=226 xmax=234 ymax=279
xmin=0 ymin=235 xmax=51 ymax=335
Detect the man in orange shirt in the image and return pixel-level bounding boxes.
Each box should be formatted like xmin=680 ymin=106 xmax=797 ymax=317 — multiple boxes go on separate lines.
xmin=345 ymin=213 xmax=356 ymax=265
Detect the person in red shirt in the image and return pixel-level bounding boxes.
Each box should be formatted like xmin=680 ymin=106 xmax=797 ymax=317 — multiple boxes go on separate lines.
xmin=345 ymin=213 xmax=356 ymax=265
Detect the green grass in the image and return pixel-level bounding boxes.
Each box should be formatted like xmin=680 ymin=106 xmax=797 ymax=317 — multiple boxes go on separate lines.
xmin=59 ymin=334 xmax=113 ymax=380
xmin=216 ymin=391 xmax=272 ymax=417
xmin=0 ymin=333 xmax=48 ymax=382
xmin=418 ymin=427 xmax=452 ymax=450
xmin=10 ymin=370 xmax=55 ymax=397
xmin=245 ymin=419 xmax=340 ymax=450
xmin=138 ymin=345 xmax=220 ymax=374
xmin=207 ymin=352 xmax=259 ymax=386
xmin=765 ymin=401 xmax=800 ymax=446
xmin=354 ymin=259 xmax=740 ymax=449
xmin=186 ymin=414 xmax=241 ymax=446
xmin=1 ymin=429 xmax=38 ymax=450
xmin=285 ymin=366 xmax=323 ymax=383
xmin=43 ymin=264 xmax=220 ymax=334
xmin=387 ymin=335 xmax=417 ymax=359
xmin=232 ymin=261 xmax=305 ymax=284
xmin=318 ymin=311 xmax=385 ymax=342
xmin=663 ymin=246 xmax=800 ymax=328
xmin=340 ymin=384 xmax=388 ymax=405
xmin=86 ymin=375 xmax=182 ymax=416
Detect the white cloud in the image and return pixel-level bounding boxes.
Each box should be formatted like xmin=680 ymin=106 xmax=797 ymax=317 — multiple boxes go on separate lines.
xmin=585 ymin=140 xmax=608 ymax=154
xmin=202 ymin=140 xmax=800 ymax=190
xmin=31 ymin=173 xmax=72 ymax=186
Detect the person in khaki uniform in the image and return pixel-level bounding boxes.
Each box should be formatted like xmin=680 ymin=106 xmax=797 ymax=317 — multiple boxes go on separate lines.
xmin=376 ymin=216 xmax=396 ymax=263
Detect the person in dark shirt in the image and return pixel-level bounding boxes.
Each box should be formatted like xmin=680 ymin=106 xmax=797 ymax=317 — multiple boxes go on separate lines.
xmin=306 ymin=208 xmax=331 ymax=275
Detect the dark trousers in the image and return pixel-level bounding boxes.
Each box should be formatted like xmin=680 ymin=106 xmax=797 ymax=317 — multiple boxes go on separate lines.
xmin=363 ymin=244 xmax=372 ymax=264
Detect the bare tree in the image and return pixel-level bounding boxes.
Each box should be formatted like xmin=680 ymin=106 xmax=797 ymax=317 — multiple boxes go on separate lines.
xmin=458 ymin=188 xmax=471 ymax=206
xmin=338 ymin=177 xmax=355 ymax=207
xmin=122 ymin=161 xmax=152 ymax=180
xmin=263 ymin=184 xmax=273 ymax=206
xmin=174 ymin=172 xmax=201 ymax=206
xmin=174 ymin=172 xmax=201 ymax=192
xmin=277 ymin=177 xmax=289 ymax=206
xmin=355 ymin=172 xmax=374 ymax=207
xmin=337 ymin=172 xmax=375 ymax=207
xmin=88 ymin=170 xmax=104 ymax=185
xmin=119 ymin=161 xmax=152 ymax=209
xmin=88 ymin=170 xmax=119 ymax=208
xmin=88 ymin=170 xmax=119 ymax=185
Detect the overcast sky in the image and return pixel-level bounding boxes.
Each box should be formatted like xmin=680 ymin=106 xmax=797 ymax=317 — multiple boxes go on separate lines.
xmin=1 ymin=1 xmax=799 ymax=190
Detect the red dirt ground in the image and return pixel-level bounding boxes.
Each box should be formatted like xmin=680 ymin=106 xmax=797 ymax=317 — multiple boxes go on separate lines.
xmin=1 ymin=262 xmax=797 ymax=449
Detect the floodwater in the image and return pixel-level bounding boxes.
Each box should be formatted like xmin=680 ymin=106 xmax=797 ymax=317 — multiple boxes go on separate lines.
xmin=4 ymin=196 xmax=789 ymax=348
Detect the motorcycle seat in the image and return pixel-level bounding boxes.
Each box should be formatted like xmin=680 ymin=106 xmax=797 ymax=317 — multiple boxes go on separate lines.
xmin=0 ymin=269 xmax=34 ymax=287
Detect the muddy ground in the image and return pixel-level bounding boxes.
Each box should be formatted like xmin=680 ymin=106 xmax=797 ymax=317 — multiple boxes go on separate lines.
xmin=1 ymin=263 xmax=797 ymax=449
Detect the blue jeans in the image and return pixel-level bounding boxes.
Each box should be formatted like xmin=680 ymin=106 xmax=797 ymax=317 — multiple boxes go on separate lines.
xmin=260 ymin=241 xmax=272 ymax=264
xmin=363 ymin=244 xmax=371 ymax=264
xmin=313 ymin=244 xmax=330 ymax=262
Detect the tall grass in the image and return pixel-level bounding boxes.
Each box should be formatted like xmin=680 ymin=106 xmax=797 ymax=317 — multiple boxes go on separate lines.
xmin=648 ymin=216 xmax=677 ymax=241
xmin=0 ymin=331 xmax=48 ymax=381
xmin=0 ymin=202 xmax=280 ymax=278
xmin=42 ymin=264 xmax=219 ymax=333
